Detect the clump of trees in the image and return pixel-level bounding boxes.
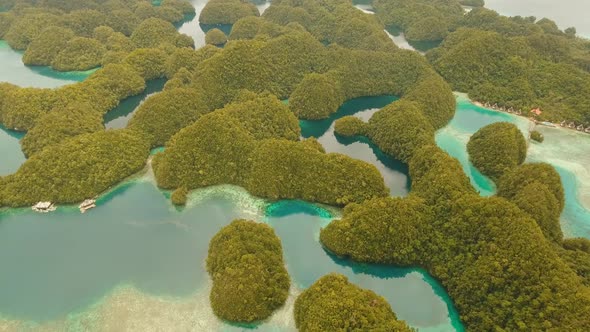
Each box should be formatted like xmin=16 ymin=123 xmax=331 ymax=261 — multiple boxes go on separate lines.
xmin=1 ymin=0 xmax=194 ymax=72
xmin=128 ymin=87 xmax=210 ymax=147
xmin=427 ymin=9 xmax=590 ymax=124
xmin=152 ymin=95 xmax=387 ymax=206
xmin=334 ymin=116 xmax=367 ymax=137
xmin=289 ymin=72 xmax=344 ymax=120
xmin=204 ymin=28 xmax=227 ymax=46
xmin=20 ymin=102 xmax=104 ymax=157
xmin=294 ymin=273 xmax=412 ymax=331
xmin=0 ymin=129 xmax=150 ymax=207
xmin=263 ymin=0 xmax=395 ymax=51
xmin=1 ymin=63 xmax=145 ymax=130
xmin=171 ymin=186 xmax=188 ymax=206
xmin=207 ymin=219 xmax=289 ymax=322
xmin=22 ymin=26 xmax=76 ymax=66
xmin=51 ymin=37 xmax=106 ymax=71
xmin=467 ymin=122 xmax=527 ymax=180
xmin=199 ymin=0 xmax=259 ymax=25
xmin=373 ymin=0 xmax=464 ymax=42
xmin=531 ymin=130 xmax=544 ymax=142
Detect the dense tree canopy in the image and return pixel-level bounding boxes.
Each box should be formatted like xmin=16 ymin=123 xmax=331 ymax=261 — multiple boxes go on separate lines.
xmin=467 ymin=122 xmax=527 ymax=180
xmin=199 ymin=0 xmax=259 ymax=25
xmin=51 ymin=37 xmax=106 ymax=71
xmin=294 ymin=274 xmax=413 ymax=331
xmin=0 ymin=129 xmax=150 ymax=207
xmin=204 ymin=28 xmax=227 ymax=46
xmin=128 ymin=87 xmax=210 ymax=147
xmin=207 ymin=220 xmax=289 ymax=322
xmin=20 ymin=102 xmax=104 ymax=157
xmin=152 ymin=96 xmax=387 ymax=206
xmin=22 ymin=26 xmax=76 ymax=66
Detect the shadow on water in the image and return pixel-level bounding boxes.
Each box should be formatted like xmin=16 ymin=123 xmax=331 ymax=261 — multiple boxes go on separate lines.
xmin=103 ymin=78 xmax=167 ymax=129
xmin=300 ymin=95 xmax=396 ymax=138
xmin=199 ymin=23 xmax=233 ymax=35
xmin=385 ymin=26 xmax=441 ymax=52
xmin=300 ymin=96 xmax=411 ymax=196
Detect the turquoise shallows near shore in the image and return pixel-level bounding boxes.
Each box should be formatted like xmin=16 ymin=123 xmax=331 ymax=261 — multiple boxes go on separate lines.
xmin=0 ymin=41 xmax=94 ymax=88
xmin=0 ymin=178 xmax=463 ymax=331
xmin=437 ymin=93 xmax=590 ymax=239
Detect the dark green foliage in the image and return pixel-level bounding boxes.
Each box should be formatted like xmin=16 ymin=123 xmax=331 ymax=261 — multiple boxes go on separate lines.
xmin=366 ymin=100 xmax=435 ymax=163
xmin=4 ymin=13 xmax=61 ymax=50
xmin=467 ymin=122 xmax=527 ymax=180
xmin=164 ymin=45 xmax=220 ymax=78
xmin=321 ymin=197 xmax=431 ymax=265
xmin=563 ymin=238 xmax=590 ymax=253
xmin=51 ymin=37 xmax=106 ymax=71
xmin=1 ymin=63 xmax=145 ymax=131
xmin=428 ymin=24 xmax=590 ymax=123
xmin=22 ymin=26 xmax=76 ymax=66
xmin=290 ymin=72 xmax=344 ymax=120
xmin=0 ymin=13 xmax=15 ymax=38
xmin=245 ymin=139 xmax=388 ymax=205
xmin=409 ymin=145 xmax=476 ymax=206
xmin=294 ymin=274 xmax=413 ymax=331
xmin=321 ymin=192 xmax=590 ymax=331
xmin=204 ymin=28 xmax=227 ymax=46
xmin=193 ymin=30 xmax=327 ymax=108
xmin=170 ymin=186 xmax=188 ymax=206
xmin=64 ymin=9 xmax=108 ymax=37
xmin=334 ymin=116 xmax=367 ymax=137
xmin=497 ymin=162 xmax=565 ymax=212
xmin=511 ymin=182 xmax=563 ymax=242
xmin=458 ymin=0 xmax=484 ymax=6
xmin=128 ymin=88 xmax=210 ymax=147
xmin=531 ymin=130 xmax=544 ymax=142
xmin=229 ymin=16 xmax=285 ymax=40
xmin=374 ymin=0 xmax=463 ymax=42
xmin=153 ymin=102 xmax=386 ymax=205
xmin=199 ymin=0 xmax=259 ymax=25
xmin=124 ymin=48 xmax=168 ymax=80
xmin=557 ymin=244 xmax=590 ymax=286
xmin=207 ymin=220 xmax=289 ymax=322
xmin=0 ymin=129 xmax=150 ymax=207
xmin=130 ymin=17 xmax=191 ymax=49
xmin=264 ymin=0 xmax=394 ymax=52
xmin=20 ymin=102 xmax=104 ymax=157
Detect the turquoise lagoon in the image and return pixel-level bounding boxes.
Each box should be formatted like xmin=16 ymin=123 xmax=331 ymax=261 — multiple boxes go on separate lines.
xmin=0 ymin=96 xmax=462 ymax=331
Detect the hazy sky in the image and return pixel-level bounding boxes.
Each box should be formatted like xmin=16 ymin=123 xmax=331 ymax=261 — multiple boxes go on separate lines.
xmin=485 ymin=0 xmax=590 ymax=37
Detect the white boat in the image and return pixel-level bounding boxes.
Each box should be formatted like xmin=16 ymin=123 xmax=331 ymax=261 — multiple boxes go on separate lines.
xmin=79 ymin=199 xmax=96 ymax=213
xmin=576 ymin=124 xmax=585 ymax=131
xmin=32 ymin=202 xmax=56 ymax=213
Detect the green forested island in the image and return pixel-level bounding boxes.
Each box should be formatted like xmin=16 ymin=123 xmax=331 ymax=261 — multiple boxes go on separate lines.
xmin=0 ymin=0 xmax=589 ymax=331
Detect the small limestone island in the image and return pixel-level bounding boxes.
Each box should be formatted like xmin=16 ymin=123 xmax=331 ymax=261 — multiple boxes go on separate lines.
xmin=1 ymin=0 xmax=590 ymax=330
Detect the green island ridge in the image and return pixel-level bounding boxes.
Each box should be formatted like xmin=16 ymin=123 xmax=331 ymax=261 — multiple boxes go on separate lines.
xmin=294 ymin=273 xmax=413 ymax=331
xmin=466 ymin=122 xmax=527 ymax=180
xmin=207 ymin=219 xmax=290 ymax=322
xmin=0 ymin=0 xmax=589 ymax=330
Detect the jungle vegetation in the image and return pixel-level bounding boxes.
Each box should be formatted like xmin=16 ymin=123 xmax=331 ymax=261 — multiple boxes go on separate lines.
xmin=207 ymin=220 xmax=289 ymax=322
xmin=0 ymin=0 xmax=588 ymax=330
xmin=199 ymin=0 xmax=259 ymax=25
xmin=466 ymin=122 xmax=527 ymax=180
xmin=294 ymin=274 xmax=412 ymax=331
xmin=204 ymin=28 xmax=227 ymax=46
xmin=0 ymin=129 xmax=150 ymax=207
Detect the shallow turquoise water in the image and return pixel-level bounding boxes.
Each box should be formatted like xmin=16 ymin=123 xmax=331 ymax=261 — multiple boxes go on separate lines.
xmin=438 ymin=94 xmax=590 ymax=239
xmin=0 ymin=41 xmax=92 ymax=88
xmin=435 ymin=95 xmax=531 ymax=196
